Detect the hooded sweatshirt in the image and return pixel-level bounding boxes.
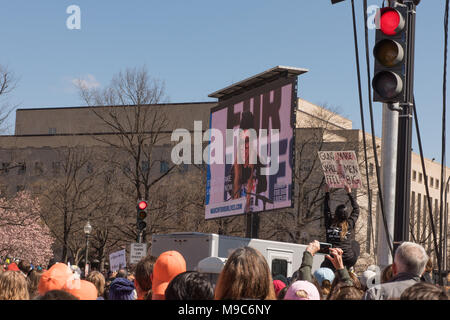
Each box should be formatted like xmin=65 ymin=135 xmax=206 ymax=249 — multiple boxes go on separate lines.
xmin=108 ymin=278 xmax=135 ymax=300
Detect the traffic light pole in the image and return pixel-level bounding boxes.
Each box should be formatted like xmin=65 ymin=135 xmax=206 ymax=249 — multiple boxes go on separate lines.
xmin=377 ymin=103 xmax=399 ymax=267
xmin=393 ymin=0 xmax=416 ymax=252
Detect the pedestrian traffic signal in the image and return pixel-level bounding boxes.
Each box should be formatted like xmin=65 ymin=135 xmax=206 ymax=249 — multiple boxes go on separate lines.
xmin=137 ymin=200 xmax=148 ymax=231
xmin=372 ymin=6 xmax=408 ymax=103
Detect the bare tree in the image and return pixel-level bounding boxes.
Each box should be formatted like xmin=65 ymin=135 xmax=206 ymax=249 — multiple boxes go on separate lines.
xmin=0 ymin=65 xmax=18 ymax=133
xmin=76 ymin=66 xmax=178 ymax=243
xmin=0 ymin=66 xmax=21 ymax=176
xmin=37 ymin=146 xmax=100 ymax=262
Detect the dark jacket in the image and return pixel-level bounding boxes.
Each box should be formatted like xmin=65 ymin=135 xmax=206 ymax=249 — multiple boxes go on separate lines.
xmin=363 ymin=272 xmax=421 ymax=300
xmin=421 ymin=272 xmax=433 ymax=284
xmin=324 ymin=192 xmax=360 ymax=262
xmin=108 ymin=278 xmax=135 ymax=300
xmin=297 ymin=251 xmax=352 ymax=286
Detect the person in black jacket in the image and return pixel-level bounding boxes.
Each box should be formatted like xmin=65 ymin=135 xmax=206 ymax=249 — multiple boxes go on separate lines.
xmin=321 ymin=184 xmax=360 ymax=271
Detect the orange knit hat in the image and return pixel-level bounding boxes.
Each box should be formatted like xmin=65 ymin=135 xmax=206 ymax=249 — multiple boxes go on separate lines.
xmin=38 ymin=263 xmax=73 ymax=296
xmin=152 ymin=251 xmax=186 ymax=296
xmin=64 ymin=279 xmax=98 ymax=300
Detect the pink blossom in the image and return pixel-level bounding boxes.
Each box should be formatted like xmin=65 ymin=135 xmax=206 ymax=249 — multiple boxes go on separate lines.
xmin=0 ymin=192 xmax=54 ymax=266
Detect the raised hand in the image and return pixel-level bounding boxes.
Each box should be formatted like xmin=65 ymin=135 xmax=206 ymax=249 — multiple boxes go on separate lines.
xmin=344 ymin=184 xmax=351 ymax=194
xmin=325 ymin=247 xmax=345 ymax=270
xmin=306 ymin=240 xmax=320 ymax=256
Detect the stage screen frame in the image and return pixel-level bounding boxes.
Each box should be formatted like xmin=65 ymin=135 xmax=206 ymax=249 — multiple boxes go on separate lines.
xmin=205 ymin=75 xmax=298 ymax=220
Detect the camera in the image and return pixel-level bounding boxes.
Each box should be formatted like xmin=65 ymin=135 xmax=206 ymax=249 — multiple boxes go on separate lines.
xmin=318 ymin=242 xmax=333 ymax=254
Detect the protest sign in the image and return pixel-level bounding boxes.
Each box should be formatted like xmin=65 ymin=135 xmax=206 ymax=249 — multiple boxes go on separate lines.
xmin=130 ymin=243 xmax=147 ymax=264
xmin=318 ymin=151 xmax=363 ymax=188
xmin=109 ymin=249 xmax=126 ymax=272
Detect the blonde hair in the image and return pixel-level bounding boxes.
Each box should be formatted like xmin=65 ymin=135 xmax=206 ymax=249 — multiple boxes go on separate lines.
xmin=214 ymin=247 xmax=276 ymax=300
xmin=86 ymin=271 xmax=105 ymax=297
xmin=321 ymin=279 xmax=332 ymax=296
xmin=0 ymin=271 xmax=30 ymax=300
xmin=295 ymin=290 xmax=309 ymax=299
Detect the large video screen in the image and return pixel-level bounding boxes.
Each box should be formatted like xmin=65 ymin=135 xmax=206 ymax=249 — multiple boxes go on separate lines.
xmin=205 ymin=77 xmax=296 ymax=219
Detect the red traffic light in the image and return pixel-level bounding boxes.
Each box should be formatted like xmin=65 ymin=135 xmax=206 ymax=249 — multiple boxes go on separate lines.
xmin=138 ymin=201 xmax=147 ymax=210
xmin=379 ymin=8 xmax=405 ymax=36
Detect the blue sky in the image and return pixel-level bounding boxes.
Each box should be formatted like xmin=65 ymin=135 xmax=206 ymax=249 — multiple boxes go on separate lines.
xmin=0 ymin=0 xmax=448 ymax=166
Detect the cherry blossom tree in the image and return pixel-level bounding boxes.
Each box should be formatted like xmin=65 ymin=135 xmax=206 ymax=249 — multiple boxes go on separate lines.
xmin=0 ymin=191 xmax=54 ymax=266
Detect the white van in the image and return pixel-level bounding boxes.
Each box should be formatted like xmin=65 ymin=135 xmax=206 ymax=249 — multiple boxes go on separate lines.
xmin=151 ymin=232 xmax=325 ymax=281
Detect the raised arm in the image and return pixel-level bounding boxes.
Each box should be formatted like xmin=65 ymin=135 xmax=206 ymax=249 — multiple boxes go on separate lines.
xmin=297 ymin=240 xmax=320 ymax=283
xmin=345 ymin=185 xmax=360 ymax=230
xmin=324 ymin=185 xmax=332 ymax=229
xmin=325 ymin=248 xmax=353 ymax=286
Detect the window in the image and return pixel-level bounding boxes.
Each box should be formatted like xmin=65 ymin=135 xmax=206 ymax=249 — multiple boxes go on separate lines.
xmin=436 ymin=179 xmax=439 ymax=189
xmin=52 ymin=162 xmax=60 ymax=175
xmin=86 ymin=162 xmax=94 ymax=174
xmin=48 ymin=128 xmax=56 ymax=135
xmin=412 ymin=170 xmax=417 ymax=181
xmin=0 ymin=185 xmax=7 ymax=197
xmin=1 ymin=162 xmax=9 ymax=175
xmin=419 ymin=173 xmax=423 ymax=183
xmin=430 ymin=177 xmax=434 ymax=188
xmin=141 ymin=161 xmax=150 ymax=174
xmin=271 ymin=259 xmax=288 ymax=278
xmin=160 ymin=161 xmax=168 ymax=174
xmin=34 ymin=162 xmax=44 ymax=175
xmin=369 ymin=163 xmax=374 ymax=177
xmin=122 ymin=162 xmax=131 ymax=175
xmin=18 ymin=162 xmax=26 ymax=175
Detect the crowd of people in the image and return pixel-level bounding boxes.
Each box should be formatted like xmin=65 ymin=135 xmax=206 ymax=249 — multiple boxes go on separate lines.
xmin=0 ymin=239 xmax=448 ymax=300
xmin=0 ymin=186 xmax=448 ymax=301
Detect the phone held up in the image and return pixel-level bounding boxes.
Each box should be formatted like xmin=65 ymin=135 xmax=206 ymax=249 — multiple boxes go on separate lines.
xmin=318 ymin=242 xmax=333 ymax=254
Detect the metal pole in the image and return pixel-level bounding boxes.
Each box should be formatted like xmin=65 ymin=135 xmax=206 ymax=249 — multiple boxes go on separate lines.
xmin=85 ymin=234 xmax=89 ymax=274
xmin=377 ymin=103 xmax=399 ymax=267
xmin=444 ymin=176 xmax=450 ymax=273
xmin=394 ymin=0 xmax=416 ymax=250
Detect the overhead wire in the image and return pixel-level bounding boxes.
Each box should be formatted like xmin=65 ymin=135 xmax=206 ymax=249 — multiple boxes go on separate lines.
xmin=412 ymin=97 xmax=442 ymax=283
xmin=361 ymin=0 xmax=395 ymax=257
xmin=438 ymin=0 xmax=449 ymax=285
xmin=350 ymin=0 xmax=376 ymax=258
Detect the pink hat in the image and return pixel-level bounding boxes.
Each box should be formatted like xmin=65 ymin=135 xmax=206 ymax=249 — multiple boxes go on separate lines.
xmin=273 ymin=280 xmax=286 ymax=296
xmin=284 ymin=280 xmax=320 ymax=300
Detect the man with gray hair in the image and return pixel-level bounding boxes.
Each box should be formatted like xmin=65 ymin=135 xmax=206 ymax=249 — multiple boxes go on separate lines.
xmin=364 ymin=242 xmax=429 ymax=300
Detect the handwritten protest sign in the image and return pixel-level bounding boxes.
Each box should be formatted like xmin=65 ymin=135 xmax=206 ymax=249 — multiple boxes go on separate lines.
xmin=318 ymin=151 xmax=363 ymax=189
xmin=109 ymin=249 xmax=126 ymax=272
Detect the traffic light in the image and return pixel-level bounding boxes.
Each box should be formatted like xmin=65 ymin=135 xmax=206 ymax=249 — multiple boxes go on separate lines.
xmin=372 ymin=6 xmax=409 ymax=103
xmin=137 ymin=200 xmax=148 ymax=231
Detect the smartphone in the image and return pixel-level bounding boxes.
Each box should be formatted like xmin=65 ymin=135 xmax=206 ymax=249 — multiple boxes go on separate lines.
xmin=318 ymin=242 xmax=333 ymax=254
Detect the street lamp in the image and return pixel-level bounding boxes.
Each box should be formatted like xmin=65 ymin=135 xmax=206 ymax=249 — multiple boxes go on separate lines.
xmin=84 ymin=220 xmax=92 ymax=276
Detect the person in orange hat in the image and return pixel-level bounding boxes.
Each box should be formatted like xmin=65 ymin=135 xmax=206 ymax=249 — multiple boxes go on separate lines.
xmin=63 ymin=279 xmax=98 ymax=300
xmin=151 ymin=251 xmax=186 ymax=300
xmin=37 ymin=263 xmax=73 ymax=296
xmin=6 ymin=262 xmax=20 ymax=272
